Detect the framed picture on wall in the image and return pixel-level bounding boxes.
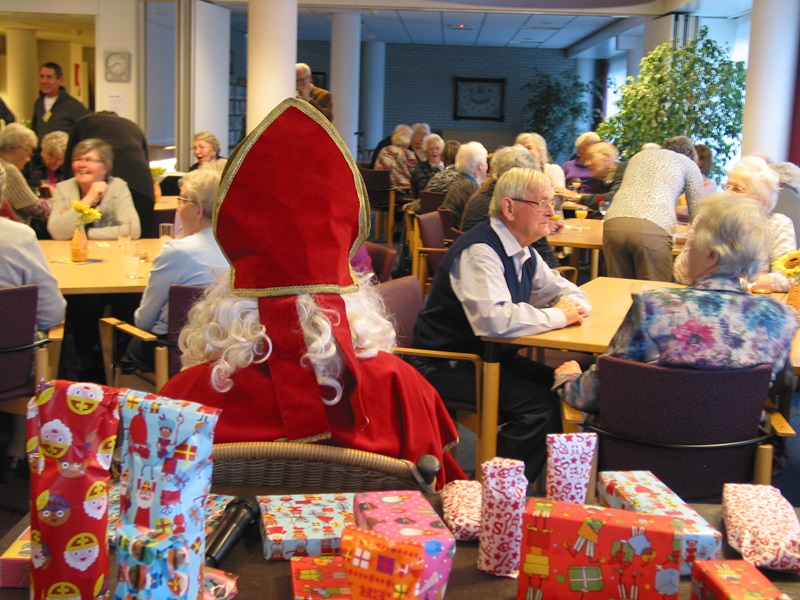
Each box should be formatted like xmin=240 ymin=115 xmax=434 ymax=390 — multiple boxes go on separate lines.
xmin=312 ymin=72 xmax=327 ymax=90
xmin=454 ymin=77 xmax=505 ymax=121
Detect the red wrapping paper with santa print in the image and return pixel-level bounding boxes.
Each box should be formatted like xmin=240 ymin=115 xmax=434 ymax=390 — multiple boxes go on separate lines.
xmin=118 ymin=388 xmax=220 ymax=600
xmin=546 ymin=432 xmax=597 ymax=504
xmin=27 ymin=380 xmax=121 ymax=600
xmin=478 ymin=457 xmax=527 ymax=577
xmin=722 ymin=483 xmax=800 ymax=572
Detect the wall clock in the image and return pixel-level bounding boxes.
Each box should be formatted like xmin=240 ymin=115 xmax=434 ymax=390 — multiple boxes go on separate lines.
xmin=454 ymin=77 xmax=505 ymax=121
xmin=104 ymin=50 xmax=131 ymax=83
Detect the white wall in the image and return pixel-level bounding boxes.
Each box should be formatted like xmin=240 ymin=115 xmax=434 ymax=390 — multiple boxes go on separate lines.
xmin=193 ymin=0 xmax=230 ymax=156
xmin=94 ymin=0 xmax=141 ymax=120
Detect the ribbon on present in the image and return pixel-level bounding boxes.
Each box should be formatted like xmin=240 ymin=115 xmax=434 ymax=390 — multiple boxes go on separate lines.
xmin=545 ymin=432 xmax=597 ymax=503
xmin=478 ymin=457 xmax=527 ymax=577
xmin=722 ymin=484 xmax=800 ymax=572
xmin=568 ymin=565 xmax=604 ymax=592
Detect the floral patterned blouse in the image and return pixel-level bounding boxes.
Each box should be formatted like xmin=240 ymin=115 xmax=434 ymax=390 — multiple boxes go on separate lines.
xmin=375 ymin=145 xmax=418 ymax=188
xmin=557 ymin=274 xmax=798 ymax=413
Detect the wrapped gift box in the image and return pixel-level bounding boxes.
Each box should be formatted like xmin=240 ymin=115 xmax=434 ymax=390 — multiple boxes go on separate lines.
xmin=0 ymin=526 xmax=31 ymax=588
xmin=258 ymin=493 xmax=354 ymax=560
xmin=354 ymin=491 xmax=455 ymax=600
xmin=598 ymin=470 xmax=722 ymax=575
xmin=290 ymin=555 xmax=351 ymax=599
xmin=518 ymin=499 xmax=683 ymax=600
xmin=690 ymin=560 xmax=786 ymax=599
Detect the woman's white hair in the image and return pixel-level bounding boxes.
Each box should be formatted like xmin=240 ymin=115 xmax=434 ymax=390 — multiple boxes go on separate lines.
xmin=728 ymin=156 xmax=780 ymax=212
xmin=178 ymin=271 xmax=396 ymax=402
xmin=693 ymin=193 xmax=770 ymax=280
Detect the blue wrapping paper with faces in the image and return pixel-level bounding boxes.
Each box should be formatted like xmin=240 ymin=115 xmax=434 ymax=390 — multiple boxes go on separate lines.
xmin=115 ymin=523 xmax=190 ymax=599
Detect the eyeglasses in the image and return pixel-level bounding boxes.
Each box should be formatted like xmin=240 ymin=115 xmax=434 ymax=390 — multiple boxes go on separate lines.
xmin=724 ymin=182 xmax=747 ymax=194
xmin=192 ymin=144 xmax=211 ymax=152
xmin=510 ymin=197 xmax=555 ymax=210
xmin=73 ymin=157 xmax=104 ymax=164
xmin=177 ymin=196 xmax=198 ymax=207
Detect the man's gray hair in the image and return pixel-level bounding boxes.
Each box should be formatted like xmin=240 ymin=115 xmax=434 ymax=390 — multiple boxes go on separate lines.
xmin=489 ymin=167 xmax=550 ymax=218
xmin=693 ymin=193 xmax=770 ymax=280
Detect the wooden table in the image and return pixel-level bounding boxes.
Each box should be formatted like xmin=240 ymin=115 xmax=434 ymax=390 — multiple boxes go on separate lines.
xmin=546 ymin=221 xmax=690 ymax=281
xmin=2 ymin=500 xmax=798 ymax=599
xmin=155 ymin=195 xmax=178 ymax=211
xmin=478 ymin=277 xmax=682 ymax=463
xmin=39 ymin=238 xmax=164 ymax=295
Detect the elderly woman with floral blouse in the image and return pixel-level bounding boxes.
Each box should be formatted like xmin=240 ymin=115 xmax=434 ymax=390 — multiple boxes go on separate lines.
xmin=555 ymin=194 xmax=798 ymax=414
xmin=675 ymin=156 xmax=795 ymax=293
xmin=374 ymin=127 xmax=417 ymax=189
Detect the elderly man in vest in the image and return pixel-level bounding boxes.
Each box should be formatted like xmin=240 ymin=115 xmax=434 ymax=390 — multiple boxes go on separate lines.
xmin=411 ymin=167 xmax=591 ymax=483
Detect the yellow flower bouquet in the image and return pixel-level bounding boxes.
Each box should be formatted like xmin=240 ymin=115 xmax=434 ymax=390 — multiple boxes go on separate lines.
xmin=774 ymin=249 xmax=800 ymax=322
xmin=150 ymin=166 xmax=166 ymax=182
xmin=71 ymin=199 xmax=103 ymax=225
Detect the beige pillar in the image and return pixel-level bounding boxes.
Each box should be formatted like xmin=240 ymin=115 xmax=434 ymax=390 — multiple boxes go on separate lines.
xmin=247 ymin=0 xmax=297 ymax=133
xmin=742 ymin=0 xmax=800 ymax=161
xmin=6 ymin=28 xmax=38 ymax=124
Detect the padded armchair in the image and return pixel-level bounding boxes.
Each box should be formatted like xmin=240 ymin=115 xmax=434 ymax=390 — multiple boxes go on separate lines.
xmin=363 ymin=241 xmax=397 ymax=283
xmin=583 ymin=355 xmax=795 ymax=501
xmin=100 ymin=285 xmax=205 ymax=392
xmin=212 ymin=441 xmax=439 ymax=493
xmin=0 ymin=285 xmax=63 ymax=415
xmin=414 ymin=211 xmax=449 ymax=295
xmin=378 ymin=276 xmax=491 ymax=476
xmin=358 ymin=166 xmax=397 ymax=247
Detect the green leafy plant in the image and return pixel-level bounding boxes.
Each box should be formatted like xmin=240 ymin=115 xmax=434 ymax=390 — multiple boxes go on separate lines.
xmin=596 ymin=27 xmax=746 ymax=181
xmin=522 ymin=70 xmax=600 ymax=163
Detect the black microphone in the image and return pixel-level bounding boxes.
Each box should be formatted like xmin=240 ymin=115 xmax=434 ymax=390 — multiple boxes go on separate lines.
xmin=205 ymin=496 xmax=260 ymax=567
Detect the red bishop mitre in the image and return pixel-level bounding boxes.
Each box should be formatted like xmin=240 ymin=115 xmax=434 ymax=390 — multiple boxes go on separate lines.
xmin=213 ymin=98 xmax=370 ymax=442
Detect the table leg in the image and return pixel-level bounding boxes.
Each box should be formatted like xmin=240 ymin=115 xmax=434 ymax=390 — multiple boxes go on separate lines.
xmin=479 ymin=343 xmax=501 ymax=479
xmin=590 ymin=249 xmax=599 ymax=280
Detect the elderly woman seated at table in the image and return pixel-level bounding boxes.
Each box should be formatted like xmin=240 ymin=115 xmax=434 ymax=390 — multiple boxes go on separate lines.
xmin=675 ymin=156 xmax=796 ymax=292
xmin=48 ymin=138 xmax=141 ymax=240
xmin=410 ymin=133 xmax=444 ymax=197
xmin=27 ymin=130 xmax=68 ymax=196
xmin=120 ymin=169 xmax=228 ymax=374
xmin=189 ymin=130 xmax=227 ymax=173
xmin=375 ymin=126 xmax=417 ymax=189
xmin=555 ymin=194 xmax=798 ymax=414
xmin=0 ymin=124 xmax=51 ymax=224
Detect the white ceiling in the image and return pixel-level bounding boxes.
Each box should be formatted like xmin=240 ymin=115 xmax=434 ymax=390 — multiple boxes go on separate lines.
xmin=0 ymin=0 xmax=751 ymax=60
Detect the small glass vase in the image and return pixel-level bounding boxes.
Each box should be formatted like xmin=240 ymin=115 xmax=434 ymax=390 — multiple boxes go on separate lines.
xmin=153 ymin=180 xmax=162 ymax=202
xmin=786 ymin=283 xmax=800 ymax=323
xmin=71 ymin=223 xmax=88 ymax=263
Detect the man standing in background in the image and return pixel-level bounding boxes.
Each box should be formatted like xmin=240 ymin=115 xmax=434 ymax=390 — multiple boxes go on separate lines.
xmin=32 ymin=62 xmax=89 ymax=140
xmin=295 ymin=63 xmax=333 ymax=122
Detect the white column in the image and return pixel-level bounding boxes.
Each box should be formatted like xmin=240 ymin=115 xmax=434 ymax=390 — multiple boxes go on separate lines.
xmin=741 ymin=0 xmax=800 ymax=161
xmin=330 ymin=11 xmax=361 ymax=155
xmin=643 ymin=15 xmax=674 ymax=55
xmin=361 ymin=42 xmax=385 ymax=158
xmin=247 ymin=0 xmax=297 ymax=133
xmin=6 ymin=28 xmax=37 ymax=123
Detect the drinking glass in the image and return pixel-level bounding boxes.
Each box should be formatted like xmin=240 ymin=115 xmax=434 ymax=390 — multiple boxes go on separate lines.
xmin=122 ymin=242 xmax=141 ymax=279
xmin=574 ymin=209 xmax=588 ymax=232
xmin=159 ymin=222 xmax=174 ymax=242
xmin=118 ymin=220 xmax=132 ymax=248
xmin=570 ymin=178 xmax=582 ymax=195
xmin=597 ymin=200 xmax=609 ymax=216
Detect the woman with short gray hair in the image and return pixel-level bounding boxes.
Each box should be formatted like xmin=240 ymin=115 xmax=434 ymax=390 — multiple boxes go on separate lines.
xmin=0 ymin=123 xmax=51 ymax=224
xmin=557 ymin=193 xmax=798 ymax=415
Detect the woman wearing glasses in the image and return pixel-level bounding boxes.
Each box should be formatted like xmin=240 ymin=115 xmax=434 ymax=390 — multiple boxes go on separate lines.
xmin=47 ymin=138 xmax=141 ymax=240
xmin=120 ymin=169 xmax=228 ymax=374
xmin=674 ymin=156 xmax=795 ymax=292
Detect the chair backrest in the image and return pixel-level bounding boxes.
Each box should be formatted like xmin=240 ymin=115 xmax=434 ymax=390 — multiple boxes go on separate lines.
xmin=595 ymin=355 xmax=772 ymax=501
xmin=212 ymin=441 xmax=435 ymax=492
xmin=419 ymin=190 xmax=446 ymax=214
xmin=0 ymin=285 xmax=38 ymax=398
xmin=358 ymin=166 xmax=393 ymax=208
xmin=364 ymin=241 xmax=397 ymax=283
xmin=377 ymin=276 xmax=425 ymax=347
xmin=167 ymin=285 xmax=206 ymax=376
xmin=417 ymin=211 xmax=446 ymax=275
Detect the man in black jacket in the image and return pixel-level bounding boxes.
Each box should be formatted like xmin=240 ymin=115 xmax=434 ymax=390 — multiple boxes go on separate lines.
xmin=31 ymin=62 xmax=89 ymax=140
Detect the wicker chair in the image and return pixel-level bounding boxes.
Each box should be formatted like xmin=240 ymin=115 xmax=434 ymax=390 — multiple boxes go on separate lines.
xmin=212 ymin=441 xmax=438 ymax=493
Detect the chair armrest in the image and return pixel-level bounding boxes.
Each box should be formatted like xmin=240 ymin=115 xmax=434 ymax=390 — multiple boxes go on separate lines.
xmin=561 ymin=400 xmax=585 ymax=434
xmin=393 ymin=346 xmax=481 ymax=366
xmin=46 ymin=322 xmax=65 ymax=381
xmin=768 ymin=409 xmax=796 ymax=437
xmin=416 ymin=247 xmax=448 ymax=256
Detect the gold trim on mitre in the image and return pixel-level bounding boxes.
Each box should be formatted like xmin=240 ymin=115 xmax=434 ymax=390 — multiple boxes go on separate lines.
xmin=212 ymin=97 xmax=370 ymax=298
